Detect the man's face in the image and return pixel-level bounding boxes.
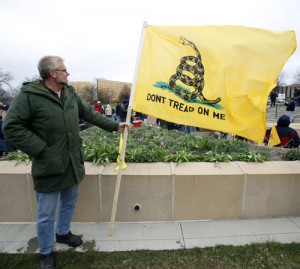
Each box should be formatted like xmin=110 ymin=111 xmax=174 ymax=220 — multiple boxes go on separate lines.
xmin=54 ymin=62 xmax=70 ymax=85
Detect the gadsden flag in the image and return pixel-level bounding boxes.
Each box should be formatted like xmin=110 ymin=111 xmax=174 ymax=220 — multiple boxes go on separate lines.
xmin=131 ymin=25 xmax=296 ymax=143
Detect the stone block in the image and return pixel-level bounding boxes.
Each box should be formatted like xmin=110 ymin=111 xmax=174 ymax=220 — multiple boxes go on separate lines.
xmin=73 ymin=163 xmax=103 ymax=222
xmin=0 ymin=161 xmax=33 ymax=221
xmin=173 ymin=162 xmax=244 ymax=220
xmin=239 ymin=161 xmax=300 ymax=218
xmin=100 ymin=163 xmax=173 ymax=222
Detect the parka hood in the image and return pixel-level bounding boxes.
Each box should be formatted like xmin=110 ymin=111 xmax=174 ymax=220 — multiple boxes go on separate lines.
xmin=22 ymin=80 xmax=53 ymax=96
xmin=22 ymin=79 xmax=45 ymax=88
xmin=277 ymin=114 xmax=290 ymax=127
xmin=22 ymin=80 xmax=75 ymax=95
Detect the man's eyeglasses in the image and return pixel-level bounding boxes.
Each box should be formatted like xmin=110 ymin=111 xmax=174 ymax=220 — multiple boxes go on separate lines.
xmin=54 ymin=69 xmax=68 ymax=73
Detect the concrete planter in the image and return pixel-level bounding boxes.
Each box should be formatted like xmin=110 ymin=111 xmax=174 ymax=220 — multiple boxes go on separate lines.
xmin=0 ymin=161 xmax=299 ymax=222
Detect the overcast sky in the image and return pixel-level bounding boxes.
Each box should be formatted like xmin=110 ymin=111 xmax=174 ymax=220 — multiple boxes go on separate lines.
xmin=0 ymin=0 xmax=299 ymax=88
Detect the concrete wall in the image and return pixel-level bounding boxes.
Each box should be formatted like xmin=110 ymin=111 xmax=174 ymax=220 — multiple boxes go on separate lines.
xmin=0 ymin=161 xmax=299 ymax=222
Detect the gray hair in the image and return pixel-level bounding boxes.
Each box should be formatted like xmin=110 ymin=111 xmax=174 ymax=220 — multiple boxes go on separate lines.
xmin=38 ymin=56 xmax=64 ymax=79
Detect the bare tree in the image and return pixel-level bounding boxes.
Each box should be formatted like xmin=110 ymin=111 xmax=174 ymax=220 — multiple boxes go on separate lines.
xmin=100 ymin=90 xmax=111 ymax=104
xmin=22 ymin=75 xmax=40 ymax=84
xmin=76 ymin=84 xmax=98 ymax=104
xmin=0 ymin=68 xmax=14 ymax=103
xmin=276 ymin=71 xmax=287 ymax=86
xmin=0 ymin=69 xmax=13 ymax=90
xmin=87 ymin=84 xmax=98 ymax=104
xmin=117 ymin=84 xmax=131 ymax=102
xmin=292 ymin=67 xmax=300 ymax=84
xmin=4 ymin=75 xmax=41 ymax=103
xmin=5 ymin=87 xmax=20 ymax=101
xmin=0 ymin=89 xmax=10 ymax=103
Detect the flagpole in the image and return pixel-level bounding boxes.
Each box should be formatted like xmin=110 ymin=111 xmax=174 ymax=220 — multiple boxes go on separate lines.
xmin=128 ymin=21 xmax=147 ymax=107
xmin=108 ymin=107 xmax=131 ymax=236
xmin=108 ymin=21 xmax=147 ymax=236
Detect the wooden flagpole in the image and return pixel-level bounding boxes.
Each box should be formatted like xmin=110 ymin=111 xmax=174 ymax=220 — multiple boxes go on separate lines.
xmin=108 ymin=21 xmax=147 ymax=236
xmin=108 ymin=108 xmax=131 ymax=236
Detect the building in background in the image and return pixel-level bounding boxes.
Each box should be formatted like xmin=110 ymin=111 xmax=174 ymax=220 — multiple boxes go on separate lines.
xmin=96 ymin=79 xmax=132 ymax=103
xmin=70 ymin=81 xmax=93 ymax=89
xmin=70 ymin=81 xmax=95 ymax=103
xmin=277 ymin=84 xmax=300 ymax=98
xmin=71 ymin=79 xmax=300 ymax=106
xmin=70 ymin=79 xmax=132 ymax=104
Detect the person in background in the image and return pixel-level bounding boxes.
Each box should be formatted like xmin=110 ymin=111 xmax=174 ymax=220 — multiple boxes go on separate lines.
xmin=270 ymin=90 xmax=277 ymax=107
xmin=275 ymin=114 xmax=299 ymax=147
xmin=220 ymin=132 xmax=228 ymax=139
xmin=115 ymin=101 xmax=121 ymax=122
xmin=285 ymin=98 xmax=296 ymax=122
xmin=135 ymin=111 xmax=147 ymax=121
xmin=0 ymin=106 xmax=16 ymax=155
xmin=0 ymin=113 xmax=8 ymax=156
xmin=120 ymin=100 xmax=128 ymax=122
xmin=94 ymin=101 xmax=103 ymax=114
xmin=111 ymin=106 xmax=116 ymax=121
xmin=293 ymin=90 xmax=300 ymax=106
xmin=105 ymin=104 xmax=112 ymax=118
xmin=185 ymin=125 xmax=197 ymax=134
xmin=0 ymin=102 xmax=9 ymax=112
xmin=3 ymin=55 xmax=130 ymax=269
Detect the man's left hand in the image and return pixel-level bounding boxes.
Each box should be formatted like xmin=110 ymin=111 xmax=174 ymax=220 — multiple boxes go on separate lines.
xmin=118 ymin=122 xmax=131 ymax=132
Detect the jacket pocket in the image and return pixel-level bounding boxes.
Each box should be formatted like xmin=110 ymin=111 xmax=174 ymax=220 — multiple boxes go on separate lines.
xmin=32 ymin=153 xmax=65 ymax=179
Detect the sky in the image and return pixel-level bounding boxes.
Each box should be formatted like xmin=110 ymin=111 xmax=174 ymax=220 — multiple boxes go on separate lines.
xmin=0 ymin=0 xmax=299 ymax=89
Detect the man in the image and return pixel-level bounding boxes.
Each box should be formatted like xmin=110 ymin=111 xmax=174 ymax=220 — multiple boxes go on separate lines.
xmin=0 ymin=102 xmax=9 ymax=112
xmin=115 ymin=101 xmax=121 ymax=122
xmin=120 ymin=100 xmax=128 ymax=122
xmin=3 ymin=56 xmax=129 ymax=269
xmin=270 ymin=90 xmax=277 ymax=107
xmin=94 ymin=100 xmax=104 ymax=114
xmin=273 ymin=114 xmax=299 ymax=147
xmin=285 ymin=98 xmax=296 ymax=122
xmin=105 ymin=104 xmax=112 ymax=118
xmin=0 ymin=112 xmax=8 ymax=156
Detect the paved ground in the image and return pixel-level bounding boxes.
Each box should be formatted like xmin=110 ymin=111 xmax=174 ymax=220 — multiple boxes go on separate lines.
xmin=0 ymin=217 xmax=300 ymax=253
xmin=266 ymin=104 xmax=300 ymax=124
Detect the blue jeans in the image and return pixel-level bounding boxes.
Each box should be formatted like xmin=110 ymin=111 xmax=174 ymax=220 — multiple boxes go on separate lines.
xmin=36 ymin=184 xmax=80 ymax=254
xmin=185 ymin=126 xmax=196 ymax=134
xmin=287 ymin=111 xmax=294 ymax=122
xmin=115 ymin=115 xmax=121 ymax=123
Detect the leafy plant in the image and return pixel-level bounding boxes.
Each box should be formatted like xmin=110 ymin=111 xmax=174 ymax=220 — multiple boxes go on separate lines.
xmin=2 ymin=126 xmax=298 ymax=164
xmin=233 ymin=149 xmax=267 ymax=163
xmin=283 ymin=148 xmax=300 ymax=161
xmin=164 ymin=150 xmax=201 ymax=163
xmin=0 ymin=150 xmax=30 ymax=164
xmin=201 ymin=151 xmax=233 ymax=162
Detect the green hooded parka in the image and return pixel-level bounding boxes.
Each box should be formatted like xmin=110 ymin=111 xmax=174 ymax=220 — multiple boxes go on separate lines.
xmin=3 ymin=80 xmax=119 ymax=192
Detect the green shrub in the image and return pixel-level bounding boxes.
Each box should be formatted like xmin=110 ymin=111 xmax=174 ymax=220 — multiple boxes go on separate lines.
xmin=80 ymin=126 xmax=269 ymax=164
xmin=2 ymin=126 xmax=298 ymax=164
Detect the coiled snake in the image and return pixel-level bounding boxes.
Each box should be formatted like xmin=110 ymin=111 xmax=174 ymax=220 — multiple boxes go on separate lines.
xmin=169 ymin=36 xmax=221 ymax=104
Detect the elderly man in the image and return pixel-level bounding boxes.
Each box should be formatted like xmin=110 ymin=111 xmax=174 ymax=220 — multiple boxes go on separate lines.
xmin=3 ymin=56 xmax=129 ymax=269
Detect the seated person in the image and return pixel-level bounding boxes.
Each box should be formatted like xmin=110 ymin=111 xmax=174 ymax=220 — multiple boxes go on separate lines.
xmin=0 ymin=102 xmax=9 ymax=111
xmin=0 ymin=113 xmax=16 ymax=156
xmin=0 ymin=115 xmax=8 ymax=156
xmin=0 ymin=138 xmax=8 ymax=156
xmin=265 ymin=114 xmax=299 ymax=148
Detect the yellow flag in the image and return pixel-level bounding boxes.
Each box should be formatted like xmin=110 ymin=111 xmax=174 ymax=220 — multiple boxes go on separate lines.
xmin=115 ymin=134 xmax=127 ymax=172
xmin=268 ymin=125 xmax=281 ymax=147
xmin=131 ymin=25 xmax=296 ymax=143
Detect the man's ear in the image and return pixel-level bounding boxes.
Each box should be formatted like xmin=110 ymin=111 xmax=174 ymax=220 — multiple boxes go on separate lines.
xmin=48 ymin=69 xmax=57 ymax=78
